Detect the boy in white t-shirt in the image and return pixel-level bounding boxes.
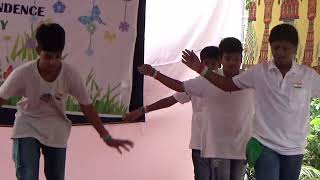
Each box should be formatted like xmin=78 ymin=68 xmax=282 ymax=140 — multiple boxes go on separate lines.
xmin=0 ymin=23 xmax=133 ymax=180
xmin=181 ymin=24 xmax=320 ymax=180
xmin=137 ymin=38 xmax=254 ymax=180
xmin=122 ymin=46 xmax=221 ymax=180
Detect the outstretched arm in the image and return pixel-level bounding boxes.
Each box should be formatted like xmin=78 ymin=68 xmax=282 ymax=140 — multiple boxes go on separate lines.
xmin=122 ymin=96 xmax=178 ymax=122
xmin=138 ymin=64 xmax=185 ymax=92
xmin=80 ymin=104 xmax=134 ymax=154
xmin=181 ymin=50 xmax=240 ymax=91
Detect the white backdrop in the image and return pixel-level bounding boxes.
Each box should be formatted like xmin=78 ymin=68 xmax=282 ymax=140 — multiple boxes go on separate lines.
xmin=145 ymin=0 xmax=245 ymax=66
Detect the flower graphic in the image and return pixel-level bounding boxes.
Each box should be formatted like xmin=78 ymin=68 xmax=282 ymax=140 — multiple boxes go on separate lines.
xmin=3 ymin=65 xmax=13 ymax=79
xmin=86 ymin=23 xmax=97 ymax=35
xmin=119 ymin=21 xmax=130 ymax=32
xmin=86 ymin=48 xmax=94 ymax=56
xmin=104 ymin=31 xmax=117 ymax=42
xmin=53 ymin=1 xmax=66 ymax=13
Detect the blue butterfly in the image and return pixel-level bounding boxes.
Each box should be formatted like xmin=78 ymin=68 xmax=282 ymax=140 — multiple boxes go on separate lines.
xmin=78 ymin=5 xmax=106 ymax=25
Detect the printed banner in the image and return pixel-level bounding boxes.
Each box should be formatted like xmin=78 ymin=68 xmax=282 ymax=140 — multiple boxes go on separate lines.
xmin=0 ymin=0 xmax=140 ymax=125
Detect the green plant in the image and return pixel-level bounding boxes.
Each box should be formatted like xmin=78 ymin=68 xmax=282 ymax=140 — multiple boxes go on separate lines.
xmin=65 ymin=68 xmax=128 ymax=115
xmin=304 ymin=117 xmax=320 ymax=170
xmin=10 ymin=24 xmax=38 ymax=61
xmin=299 ymin=165 xmax=320 ymax=180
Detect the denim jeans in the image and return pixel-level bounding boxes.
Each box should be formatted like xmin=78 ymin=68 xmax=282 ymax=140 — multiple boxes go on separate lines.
xmin=254 ymin=145 xmax=303 ymax=180
xmin=192 ymin=149 xmax=246 ymax=180
xmin=210 ymin=158 xmax=247 ymax=180
xmin=192 ymin=149 xmax=212 ymax=180
xmin=12 ymin=137 xmax=66 ymax=180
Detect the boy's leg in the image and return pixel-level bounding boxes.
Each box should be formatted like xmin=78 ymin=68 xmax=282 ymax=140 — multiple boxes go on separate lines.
xmin=254 ymin=146 xmax=280 ymax=180
xmin=230 ymin=159 xmax=247 ymax=180
xmin=279 ymin=154 xmax=303 ymax=180
xmin=41 ymin=144 xmax=67 ymax=180
xmin=211 ymin=159 xmax=230 ymax=180
xmin=12 ymin=137 xmax=41 ymax=180
xmin=192 ymin=149 xmax=212 ymax=180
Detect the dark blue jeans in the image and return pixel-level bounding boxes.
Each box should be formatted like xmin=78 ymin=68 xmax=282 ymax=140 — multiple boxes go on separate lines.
xmin=254 ymin=145 xmax=303 ymax=180
xmin=192 ymin=149 xmax=212 ymax=180
xmin=12 ymin=137 xmax=66 ymax=180
xmin=192 ymin=149 xmax=246 ymax=180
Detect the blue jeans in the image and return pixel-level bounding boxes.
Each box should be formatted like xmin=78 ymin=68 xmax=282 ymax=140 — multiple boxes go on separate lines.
xmin=192 ymin=149 xmax=212 ymax=180
xmin=192 ymin=149 xmax=246 ymax=180
xmin=12 ymin=137 xmax=66 ymax=180
xmin=254 ymin=145 xmax=303 ymax=180
xmin=210 ymin=159 xmax=246 ymax=180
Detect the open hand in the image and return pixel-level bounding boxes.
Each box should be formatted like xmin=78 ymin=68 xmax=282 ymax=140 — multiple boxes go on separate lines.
xmin=105 ymin=138 xmax=134 ymax=154
xmin=138 ymin=64 xmax=156 ymax=77
xmin=182 ymin=50 xmax=202 ymax=73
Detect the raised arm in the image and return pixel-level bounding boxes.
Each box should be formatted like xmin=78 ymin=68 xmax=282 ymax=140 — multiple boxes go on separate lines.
xmin=138 ymin=64 xmax=185 ymax=92
xmin=122 ymin=95 xmax=178 ymax=122
xmin=181 ymin=50 xmax=240 ymax=91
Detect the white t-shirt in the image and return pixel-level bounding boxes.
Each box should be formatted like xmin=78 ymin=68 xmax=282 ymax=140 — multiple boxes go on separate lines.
xmin=173 ymin=91 xmax=202 ymax=150
xmin=0 ymin=61 xmax=92 ymax=148
xmin=233 ymin=60 xmax=320 ymax=155
xmin=183 ymin=72 xmax=254 ymax=159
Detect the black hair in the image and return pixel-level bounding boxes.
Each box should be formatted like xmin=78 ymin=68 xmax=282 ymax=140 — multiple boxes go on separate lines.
xmin=269 ymin=23 xmax=298 ymax=47
xmin=36 ymin=23 xmax=65 ymax=52
xmin=200 ymin=46 xmax=219 ymax=62
xmin=219 ymin=37 xmax=243 ymax=57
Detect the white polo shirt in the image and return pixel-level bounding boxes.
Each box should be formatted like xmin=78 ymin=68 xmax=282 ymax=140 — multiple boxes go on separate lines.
xmin=173 ymin=90 xmax=203 ymax=150
xmin=233 ymin=60 xmax=320 ymax=155
xmin=183 ymin=72 xmax=254 ymax=159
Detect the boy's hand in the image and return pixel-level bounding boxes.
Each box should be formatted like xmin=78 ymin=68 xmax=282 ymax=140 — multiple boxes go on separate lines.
xmin=104 ymin=138 xmax=134 ymax=154
xmin=138 ymin=64 xmax=156 ymax=77
xmin=182 ymin=50 xmax=202 ymax=73
xmin=122 ymin=108 xmax=143 ymax=122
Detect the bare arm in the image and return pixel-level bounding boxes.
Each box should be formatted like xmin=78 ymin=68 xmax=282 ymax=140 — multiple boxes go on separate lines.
xmin=80 ymin=104 xmax=134 ymax=153
xmin=80 ymin=104 xmax=110 ymax=138
xmin=181 ymin=50 xmax=240 ymax=91
xmin=138 ymin=64 xmax=185 ymax=92
xmin=197 ymin=70 xmax=240 ymax=91
xmin=122 ymin=96 xmax=178 ymax=122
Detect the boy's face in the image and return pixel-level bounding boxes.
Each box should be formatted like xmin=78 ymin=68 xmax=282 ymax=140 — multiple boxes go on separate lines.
xmin=203 ymin=58 xmax=220 ymax=71
xmin=37 ymin=49 xmax=63 ymax=74
xmin=270 ymin=41 xmax=297 ymax=65
xmin=220 ymin=52 xmax=242 ymax=76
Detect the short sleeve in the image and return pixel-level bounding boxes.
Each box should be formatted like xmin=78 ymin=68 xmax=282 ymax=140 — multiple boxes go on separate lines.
xmin=232 ymin=64 xmax=260 ymax=89
xmin=173 ymin=92 xmax=191 ymax=104
xmin=183 ymin=76 xmax=205 ymax=97
xmin=310 ymin=69 xmax=320 ymax=97
xmin=0 ymin=68 xmax=25 ymax=99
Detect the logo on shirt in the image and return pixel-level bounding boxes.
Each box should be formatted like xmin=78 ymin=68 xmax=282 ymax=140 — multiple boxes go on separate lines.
xmin=40 ymin=92 xmax=64 ymax=102
xmin=293 ymin=82 xmax=302 ymax=88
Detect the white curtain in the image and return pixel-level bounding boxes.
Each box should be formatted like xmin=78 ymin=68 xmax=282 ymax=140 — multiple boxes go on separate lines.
xmin=145 ymin=0 xmax=245 ymax=66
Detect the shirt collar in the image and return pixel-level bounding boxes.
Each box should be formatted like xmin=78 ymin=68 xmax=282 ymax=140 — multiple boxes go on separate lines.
xmin=268 ymin=59 xmax=299 ymax=74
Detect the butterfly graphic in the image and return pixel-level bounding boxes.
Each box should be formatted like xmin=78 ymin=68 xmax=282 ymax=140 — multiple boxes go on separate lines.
xmin=78 ymin=5 xmax=106 ymax=26
xmin=3 ymin=65 xmax=13 ymax=80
